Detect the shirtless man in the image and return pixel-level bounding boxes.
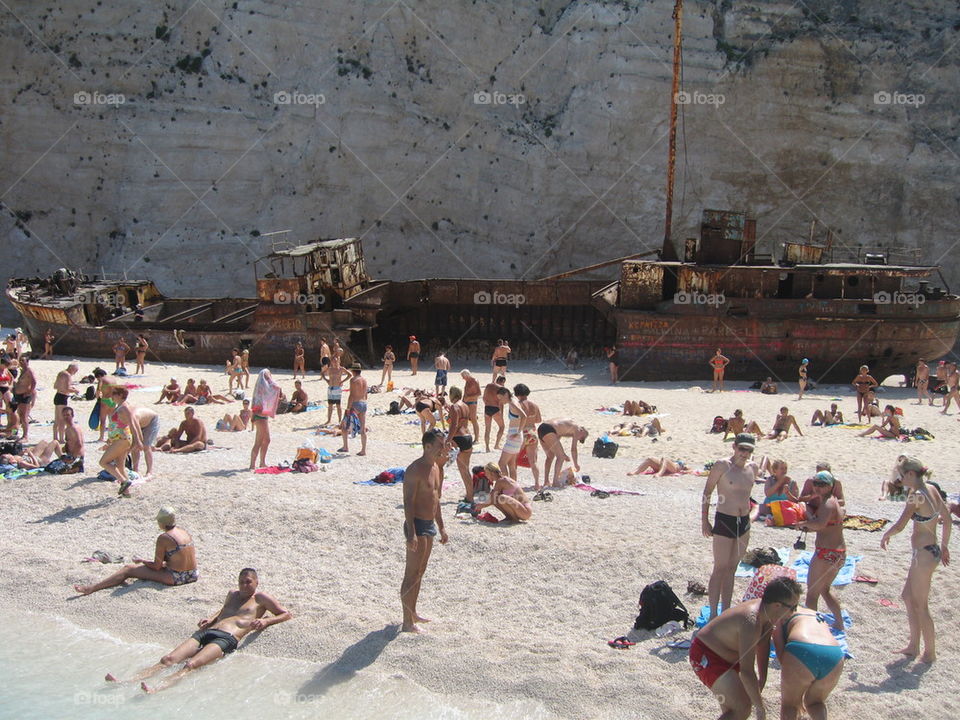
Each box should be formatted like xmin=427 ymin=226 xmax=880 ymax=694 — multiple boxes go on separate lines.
xmin=446 ymin=387 xmax=474 ymax=503
xmin=810 ymin=403 xmax=843 ymax=426
xmin=60 ymin=406 xmax=85 ymax=467
xmin=112 ymin=338 xmax=130 ymax=371
xmin=107 ymin=568 xmax=291 ymax=693
xmin=289 ymin=380 xmax=308 ymax=413
xmin=156 ymin=378 xmax=181 ymax=404
xmin=434 ymin=352 xmax=451 ymax=397
xmin=940 ymin=362 xmax=959 ymax=414
xmin=768 ymin=406 xmax=803 ymax=441
xmin=132 ymin=406 xmax=160 ymax=477
xmin=491 ymin=339 xmax=511 ymax=381
xmin=401 ymin=430 xmax=449 ymax=633
xmin=319 ymin=337 xmax=331 ymax=371
xmin=482 ymin=375 xmax=506 ymax=452
xmin=157 ymin=407 xmax=208 ymax=453
xmin=689 ymin=576 xmax=802 ymax=720
xmin=293 ymin=341 xmax=306 ymax=379
xmin=722 ymin=409 xmax=763 ymax=441
xmin=514 ymin=383 xmax=542 ymax=487
xmin=339 ymin=364 xmax=368 ymax=455
xmin=53 ymin=362 xmax=79 ymax=443
xmin=538 ymin=418 xmax=589 ymax=488
xmin=10 ymin=355 xmax=36 ymax=440
xmin=460 ymin=369 xmax=481 ymax=437
xmin=407 ymin=335 xmax=421 ymax=375
xmin=934 ymin=360 xmax=948 ymax=404
xmin=759 ymin=377 xmax=778 ymax=395
xmin=915 ymin=359 xmax=932 ymax=406
xmin=321 ymin=362 xmax=351 ymax=425
xmin=709 ymin=349 xmax=730 ymax=392
xmin=702 ymin=433 xmax=760 ymax=620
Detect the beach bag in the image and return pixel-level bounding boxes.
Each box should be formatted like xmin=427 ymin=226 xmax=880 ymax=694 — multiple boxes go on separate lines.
xmin=517 ymin=443 xmax=531 ymax=468
xmin=292 ymin=458 xmax=318 ymax=473
xmin=472 ymin=467 xmax=489 ymax=492
xmin=710 ymin=416 xmax=727 ymax=434
xmin=295 ymin=446 xmax=319 ymax=463
xmin=45 ymin=456 xmax=82 ymax=475
xmin=768 ymin=500 xmax=807 ymax=527
xmin=592 ymin=436 xmax=618 ymax=459
xmin=84 ymin=385 xmax=96 ymax=401
xmin=742 ymin=564 xmax=798 ymax=602
xmin=0 ymin=438 xmax=23 ymax=456
xmin=88 ymin=402 xmax=101 ymax=430
xmin=634 ymin=580 xmax=691 ymax=631
xmin=387 ymin=401 xmax=401 ymax=415
xmin=112 ymin=367 xmax=128 ymax=377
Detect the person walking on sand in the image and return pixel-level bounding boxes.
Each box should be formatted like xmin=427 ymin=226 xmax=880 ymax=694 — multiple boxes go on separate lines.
xmin=880 ymin=456 xmax=951 ymax=663
xmin=107 ymin=568 xmax=290 ymax=693
xmin=702 ymin=433 xmax=760 ymax=620
xmin=709 ymin=348 xmax=730 ymax=392
xmin=100 ymin=386 xmax=143 ymax=496
xmin=407 ymin=335 xmax=421 ymax=375
xmin=134 ymin=334 xmax=149 ymax=375
xmin=798 ymin=471 xmax=847 ymax=631
xmin=52 ymin=362 xmax=79 ymax=444
xmin=689 ymin=576 xmax=802 ymax=720
xmin=249 ymin=369 xmax=281 ymax=470
xmin=798 ymin=358 xmax=810 ymax=400
xmin=915 ymin=359 xmax=932 ymax=406
xmin=940 ymin=361 xmax=959 ymax=414
xmin=514 ymin=383 xmax=542 ymax=488
xmin=293 ymin=341 xmax=306 ymax=379
xmin=461 ymin=369 xmax=481 ymax=438
xmin=491 ymin=339 xmax=510 ymax=381
xmin=401 ymin=430 xmax=448 ymax=633
xmin=74 ymin=507 xmax=198 ymax=596
xmin=340 ymin=364 xmax=368 ymax=456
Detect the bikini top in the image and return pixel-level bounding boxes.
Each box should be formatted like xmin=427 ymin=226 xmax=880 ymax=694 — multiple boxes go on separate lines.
xmin=910 ymin=489 xmax=937 ymax=524
xmin=508 ymin=407 xmax=520 ymax=420
xmin=162 ymin=533 xmax=195 ymax=560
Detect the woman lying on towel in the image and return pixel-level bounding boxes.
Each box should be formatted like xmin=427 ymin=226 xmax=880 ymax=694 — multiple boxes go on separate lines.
xmin=473 ymin=462 xmax=531 ymax=522
xmin=623 ymin=400 xmax=657 ymax=415
xmin=627 ymin=456 xmax=687 ymax=476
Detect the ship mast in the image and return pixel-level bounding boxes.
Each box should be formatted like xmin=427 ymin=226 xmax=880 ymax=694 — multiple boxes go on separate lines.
xmin=661 ymin=0 xmax=683 ymax=262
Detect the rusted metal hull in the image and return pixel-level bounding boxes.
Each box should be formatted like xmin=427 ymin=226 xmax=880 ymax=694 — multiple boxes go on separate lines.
xmin=612 ymin=299 xmax=960 ymax=382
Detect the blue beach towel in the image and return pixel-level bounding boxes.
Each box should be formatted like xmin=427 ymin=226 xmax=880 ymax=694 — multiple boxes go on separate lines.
xmin=789 ymin=551 xmax=863 ymax=586
xmin=354 ymin=466 xmax=406 ymax=486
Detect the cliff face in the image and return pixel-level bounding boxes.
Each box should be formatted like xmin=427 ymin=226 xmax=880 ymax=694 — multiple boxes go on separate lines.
xmin=2 ymin=0 xmax=958 ymax=324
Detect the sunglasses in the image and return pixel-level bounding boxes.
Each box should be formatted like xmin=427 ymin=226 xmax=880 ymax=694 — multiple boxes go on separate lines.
xmin=779 ymin=601 xmax=799 ymax=612
xmin=812 ymin=481 xmax=831 ymax=488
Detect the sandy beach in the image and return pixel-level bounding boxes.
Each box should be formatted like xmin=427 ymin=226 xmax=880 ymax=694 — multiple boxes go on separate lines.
xmin=1 ymin=353 xmax=958 ymax=719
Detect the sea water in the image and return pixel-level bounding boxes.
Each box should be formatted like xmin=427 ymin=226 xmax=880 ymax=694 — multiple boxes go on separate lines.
xmin=0 ymin=610 xmax=552 ymax=720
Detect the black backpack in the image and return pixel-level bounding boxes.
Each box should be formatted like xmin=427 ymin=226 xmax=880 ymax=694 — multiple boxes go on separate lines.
xmin=84 ymin=385 xmax=96 ymax=400
xmin=592 ymin=437 xmax=619 ymax=459
xmin=0 ymin=438 xmax=23 ymax=457
xmin=634 ymin=580 xmax=691 ymax=631
xmin=387 ymin=401 xmax=401 ymax=415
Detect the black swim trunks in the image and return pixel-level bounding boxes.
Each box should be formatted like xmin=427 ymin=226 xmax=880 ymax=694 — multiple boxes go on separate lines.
xmin=713 ymin=511 xmax=750 ymax=539
xmin=409 ymin=352 xmax=420 ymax=359
xmin=494 ymin=358 xmax=507 ymax=367
xmin=404 ymin=517 xmax=438 ymax=539
xmin=54 ymin=392 xmax=69 ymax=406
xmin=452 ymin=435 xmax=473 ymax=452
xmin=190 ymin=628 xmax=239 ymax=655
xmin=537 ymin=423 xmax=556 ymax=440
xmin=321 ymin=357 xmax=330 ymax=367
xmin=415 ymin=401 xmax=429 ymax=413
xmin=484 ymin=405 xmax=500 ymax=417
xmin=11 ymin=392 xmax=31 ymax=409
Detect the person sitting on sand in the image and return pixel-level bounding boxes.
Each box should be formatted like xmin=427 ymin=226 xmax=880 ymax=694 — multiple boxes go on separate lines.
xmin=758 ymin=459 xmax=798 ymax=518
xmin=627 ymin=456 xmax=687 ymax=476
xmin=107 ymin=567 xmax=291 ymax=693
xmin=689 ymin=576 xmax=803 ymax=720
xmin=859 ymin=404 xmax=902 ymax=438
xmin=879 ymin=455 xmax=909 ymax=501
xmin=772 ymin=606 xmax=845 ymax=720
xmin=811 ymin=403 xmax=844 ymax=426
xmin=623 ymin=399 xmax=657 ymax=415
xmin=177 ymin=378 xmax=199 ymax=404
xmin=218 ymin=399 xmax=253 ymax=432
xmin=768 ymin=406 xmax=803 ymax=441
xmin=474 ymin=462 xmax=532 ymax=522
xmin=156 ymin=378 xmax=181 ymax=404
xmin=73 ymin=507 xmax=198 ymax=596
xmin=195 ymin=379 xmax=233 ymax=405
xmin=722 ymin=409 xmax=763 ymax=441
xmin=289 ymin=380 xmax=308 ymax=413
xmin=760 ymin=377 xmax=778 ymax=394
xmin=156 ymin=407 xmax=208 ymax=453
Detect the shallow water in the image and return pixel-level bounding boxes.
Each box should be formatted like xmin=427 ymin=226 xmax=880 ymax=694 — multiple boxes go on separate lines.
xmin=0 ymin=610 xmax=552 ymax=720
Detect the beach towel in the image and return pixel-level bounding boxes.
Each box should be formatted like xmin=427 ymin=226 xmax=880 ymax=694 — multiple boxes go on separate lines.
xmin=788 ymin=551 xmax=863 ymax=586
xmin=573 ymin=482 xmax=645 ymax=496
xmin=1 ymin=467 xmax=43 ymax=480
xmin=354 ymin=467 xmax=406 ymax=486
xmin=843 ymin=515 xmax=889 ymax=532
xmin=254 ymin=466 xmax=292 ymax=474
xmin=736 ymin=548 xmax=792 ymax=578
xmin=251 ymin=369 xmax=281 ymax=418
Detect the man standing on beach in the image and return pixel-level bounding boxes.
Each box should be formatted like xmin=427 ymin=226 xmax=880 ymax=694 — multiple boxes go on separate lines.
xmin=52 ymin=362 xmax=79 ymax=443
xmin=702 ymin=432 xmax=759 ymax=620
xmin=461 ymin=369 xmax=481 ymax=437
xmin=491 ymin=339 xmax=510 ymax=381
xmin=434 ymin=352 xmax=451 ymax=397
xmin=10 ymin=355 xmax=36 ymax=440
xmin=941 ymin=362 xmax=959 ymax=414
xmin=132 ymin=406 xmax=160 ymax=477
xmin=709 ymin=348 xmax=730 ymax=392
xmin=401 ymin=430 xmax=448 ymax=633
xmin=482 ymin=375 xmax=506 ymax=452
xmin=407 ymin=336 xmax=421 ymax=375
xmin=340 ymin=364 xmax=368 ymax=455
xmin=915 ymin=359 xmax=932 ymax=406
xmin=321 ymin=361 xmax=351 ymax=426
xmin=108 ymin=568 xmax=291 ymax=693
xmin=514 ymin=383 xmax=542 ymax=487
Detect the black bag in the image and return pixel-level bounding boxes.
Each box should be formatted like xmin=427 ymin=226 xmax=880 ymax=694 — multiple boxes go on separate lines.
xmin=84 ymin=385 xmax=96 ymax=401
xmin=592 ymin=437 xmax=619 ymax=459
xmin=634 ymin=580 xmax=691 ymax=631
xmin=387 ymin=401 xmax=401 ymax=415
xmin=0 ymin=439 xmax=23 ymax=456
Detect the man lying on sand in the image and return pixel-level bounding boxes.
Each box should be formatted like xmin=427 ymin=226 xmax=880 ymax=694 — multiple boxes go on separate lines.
xmin=106 ymin=567 xmax=291 ymax=693
xmin=156 ymin=407 xmax=208 ymax=453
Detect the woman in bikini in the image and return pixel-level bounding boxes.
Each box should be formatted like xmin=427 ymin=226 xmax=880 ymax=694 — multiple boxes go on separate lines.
xmin=797 ymin=358 xmax=809 ymax=400
xmin=112 ymin=338 xmax=130 ymax=372
xmin=99 ymin=386 xmax=142 ymax=496
xmin=413 ymin=391 xmax=444 ymax=435
xmin=709 ymin=348 xmax=730 ymax=392
xmin=0 ymin=358 xmax=14 ymax=433
xmin=626 ymin=457 xmax=687 ymax=476
xmin=880 ymin=456 xmax=951 ymax=662
xmin=74 ymin=507 xmax=198 ymax=595
xmin=772 ymin=607 xmax=845 ymax=720
xmin=852 ymin=365 xmax=878 ymax=421
xmin=134 ymin=334 xmax=149 ymax=374
xmin=241 ymin=349 xmax=251 ymax=388
xmin=380 ymin=345 xmax=395 ymax=387
xmin=797 ymin=471 xmax=846 ymax=630
xmin=496 ymin=386 xmax=527 ymax=477
xmin=474 ymin=462 xmax=532 ymax=522
xmin=858 ymin=404 xmax=901 ymax=438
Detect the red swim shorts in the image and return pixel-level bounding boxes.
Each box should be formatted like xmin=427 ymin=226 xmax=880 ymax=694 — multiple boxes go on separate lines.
xmin=689 ymin=636 xmax=740 ymax=689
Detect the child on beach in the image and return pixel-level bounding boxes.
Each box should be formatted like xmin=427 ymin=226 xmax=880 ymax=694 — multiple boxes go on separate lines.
xmin=759 ymin=459 xmax=798 ymax=518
